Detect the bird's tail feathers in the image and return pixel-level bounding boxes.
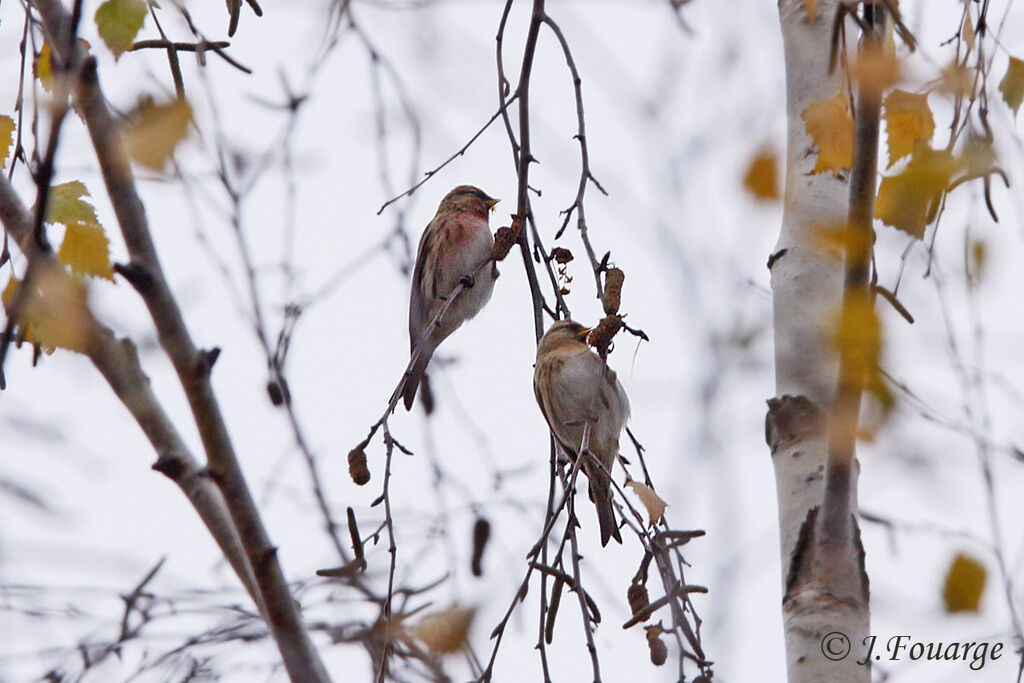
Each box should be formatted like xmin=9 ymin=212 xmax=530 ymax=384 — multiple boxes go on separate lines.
xmin=590 ymin=476 xmax=622 ymax=546
xmin=402 ymin=349 xmax=432 ymax=411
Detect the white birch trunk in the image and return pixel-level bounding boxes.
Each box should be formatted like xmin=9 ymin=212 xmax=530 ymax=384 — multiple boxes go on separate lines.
xmin=767 ymin=0 xmax=871 ymax=680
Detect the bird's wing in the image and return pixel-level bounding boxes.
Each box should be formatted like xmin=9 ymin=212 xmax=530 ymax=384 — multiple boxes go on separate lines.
xmin=534 ymin=359 xmax=580 ymax=457
xmin=409 ymin=219 xmax=439 ymax=352
xmin=599 ymin=363 xmax=631 ymax=425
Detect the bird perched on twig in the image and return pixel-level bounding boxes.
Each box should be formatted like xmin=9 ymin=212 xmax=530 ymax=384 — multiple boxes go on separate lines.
xmin=534 ymin=319 xmax=630 ymax=546
xmin=403 ymin=185 xmax=500 ymax=411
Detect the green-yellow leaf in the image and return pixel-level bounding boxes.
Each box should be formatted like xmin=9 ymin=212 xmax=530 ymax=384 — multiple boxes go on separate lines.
xmin=58 ymin=221 xmax=115 ymax=281
xmin=125 ymin=98 xmax=193 ymax=171
xmin=882 ymin=90 xmax=934 ymax=168
xmin=999 ymin=56 xmax=1024 ymax=116
xmin=803 ymin=90 xmax=853 ymax=176
xmin=95 ymin=0 xmax=147 ymax=59
xmin=0 ymin=115 xmax=14 ymax=170
xmin=943 ymin=553 xmax=986 ymax=613
xmin=46 ymin=181 xmax=100 ymax=227
xmin=875 ymin=146 xmax=957 ymax=238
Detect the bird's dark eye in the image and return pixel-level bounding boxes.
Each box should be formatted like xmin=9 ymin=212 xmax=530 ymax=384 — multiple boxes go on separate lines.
xmin=470 ymin=188 xmax=492 ymax=202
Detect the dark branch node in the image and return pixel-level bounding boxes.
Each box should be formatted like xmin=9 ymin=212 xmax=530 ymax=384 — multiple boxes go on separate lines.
xmin=195 ymin=347 xmax=222 ymax=378
xmin=113 ymin=261 xmax=156 ymax=295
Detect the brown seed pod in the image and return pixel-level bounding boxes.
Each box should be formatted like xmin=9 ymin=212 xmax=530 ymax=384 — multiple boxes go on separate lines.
xmin=471 ymin=517 xmax=491 ymax=577
xmin=627 ymin=583 xmax=650 ymax=621
xmin=550 ymin=247 xmax=574 ymax=264
xmin=587 ymin=314 xmax=624 ymax=351
xmin=348 ymin=447 xmax=370 ymax=486
xmin=645 ymin=625 xmax=667 ymax=666
xmin=491 ymin=227 xmax=518 ymax=261
xmin=491 ymin=216 xmax=524 ymax=261
xmin=603 ymin=267 xmax=624 ymax=315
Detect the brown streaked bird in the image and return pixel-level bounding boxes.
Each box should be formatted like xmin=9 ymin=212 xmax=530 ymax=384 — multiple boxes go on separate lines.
xmin=403 ymin=185 xmax=500 ymax=410
xmin=533 ymin=319 xmax=630 ymax=546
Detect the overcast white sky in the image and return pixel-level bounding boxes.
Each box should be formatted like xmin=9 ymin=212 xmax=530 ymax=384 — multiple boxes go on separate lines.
xmin=3 ymin=0 xmax=1024 ymax=681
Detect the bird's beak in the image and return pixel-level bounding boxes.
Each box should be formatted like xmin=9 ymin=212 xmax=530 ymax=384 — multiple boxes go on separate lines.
xmin=485 ymin=198 xmax=500 ymax=212
xmin=576 ymin=327 xmax=593 ymax=341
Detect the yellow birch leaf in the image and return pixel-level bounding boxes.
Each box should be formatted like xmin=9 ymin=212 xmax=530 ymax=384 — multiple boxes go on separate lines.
xmin=875 ymin=145 xmax=957 ymax=238
xmin=999 ymin=56 xmax=1024 ymax=116
xmin=625 ymin=480 xmax=667 ymax=526
xmin=943 ymin=553 xmax=986 ymax=613
xmin=743 ymin=147 xmax=779 ymax=200
xmin=883 ymin=90 xmax=934 ymax=168
xmin=46 ymin=181 xmax=100 ymax=227
xmin=2 ymin=264 xmax=93 ymax=353
xmin=1 ymin=276 xmax=17 ymax=308
xmin=36 ymin=40 xmax=91 ymax=92
xmin=803 ymin=0 xmax=818 ymax=22
xmin=0 ymin=115 xmax=14 ymax=170
xmin=125 ymin=98 xmax=193 ymax=171
xmin=803 ymin=91 xmax=853 ymax=176
xmin=410 ymin=607 xmax=475 ymax=655
xmin=851 ymin=46 xmax=901 ymax=93
xmin=36 ymin=42 xmax=55 ymax=92
xmin=95 ymin=0 xmax=147 ymax=59
xmin=58 ymin=221 xmax=115 ymax=281
xmin=811 ymin=221 xmax=872 ymax=261
xmin=831 ymin=291 xmax=881 ymax=388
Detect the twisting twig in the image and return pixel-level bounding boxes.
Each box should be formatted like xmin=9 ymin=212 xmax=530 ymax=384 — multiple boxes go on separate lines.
xmin=129 ymin=39 xmax=231 ymax=53
xmin=377 ymin=96 xmax=518 ymax=216
xmin=564 ymin=425 xmax=603 ymax=682
xmin=542 ymin=14 xmax=609 ymax=301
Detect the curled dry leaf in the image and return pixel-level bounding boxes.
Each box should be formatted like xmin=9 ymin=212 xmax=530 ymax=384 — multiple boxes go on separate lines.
xmin=625 ymin=480 xmax=667 ymax=526
xmin=999 ymin=56 xmax=1024 ymax=116
xmin=550 ymin=247 xmax=574 ymax=264
xmin=411 ymin=606 xmax=475 ymax=655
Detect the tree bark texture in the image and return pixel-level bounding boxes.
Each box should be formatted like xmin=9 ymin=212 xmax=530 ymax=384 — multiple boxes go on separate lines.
xmin=769 ymin=1 xmax=871 ymax=681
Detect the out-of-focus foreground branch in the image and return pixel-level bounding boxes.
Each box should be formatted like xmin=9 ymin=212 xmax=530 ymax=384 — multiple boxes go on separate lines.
xmin=18 ymin=1 xmax=332 ymax=681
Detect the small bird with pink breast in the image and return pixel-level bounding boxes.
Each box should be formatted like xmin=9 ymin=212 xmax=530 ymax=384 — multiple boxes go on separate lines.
xmin=403 ymin=185 xmax=500 ymax=411
xmin=533 ymin=319 xmax=630 ymax=546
